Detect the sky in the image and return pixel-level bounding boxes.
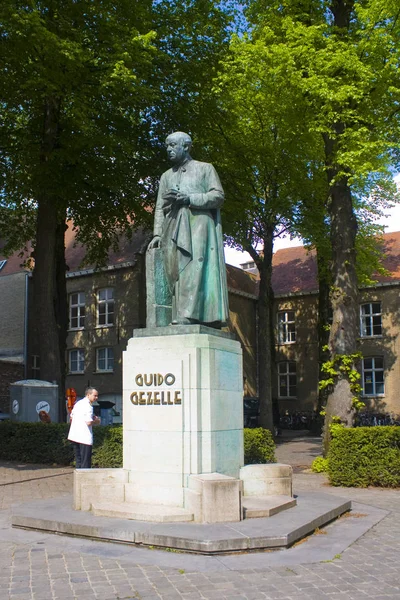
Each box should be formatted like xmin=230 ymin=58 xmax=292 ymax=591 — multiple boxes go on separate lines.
xmin=224 ymin=175 xmax=400 ymax=268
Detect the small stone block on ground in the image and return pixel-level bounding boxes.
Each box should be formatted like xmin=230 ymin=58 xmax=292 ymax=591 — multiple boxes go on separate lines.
xmin=186 ymin=473 xmax=242 ymax=523
xmin=240 ymin=463 xmax=293 ymax=497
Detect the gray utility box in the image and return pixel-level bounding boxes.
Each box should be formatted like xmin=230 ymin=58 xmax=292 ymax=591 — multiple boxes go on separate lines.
xmin=10 ymin=380 xmax=59 ymax=423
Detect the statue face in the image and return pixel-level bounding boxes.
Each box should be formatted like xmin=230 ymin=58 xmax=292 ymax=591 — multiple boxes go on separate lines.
xmin=166 ymin=137 xmax=188 ymax=164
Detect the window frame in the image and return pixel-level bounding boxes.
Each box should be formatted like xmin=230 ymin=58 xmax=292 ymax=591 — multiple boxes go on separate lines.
xmin=277 ymin=310 xmax=296 ymax=344
xmin=69 ymin=292 xmax=86 ymax=330
xmin=96 ymin=347 xmax=114 ymax=373
xmin=360 ymin=302 xmax=382 ymax=338
xmin=362 ymin=356 xmax=385 ymax=397
xmin=278 ymin=361 xmax=297 ymax=399
xmin=69 ymin=349 xmax=85 ymax=374
xmin=32 ymin=355 xmax=40 ymax=378
xmin=97 ymin=288 xmax=114 ymax=327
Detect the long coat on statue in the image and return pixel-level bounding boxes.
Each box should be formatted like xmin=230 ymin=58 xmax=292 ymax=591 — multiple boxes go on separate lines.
xmin=153 ymin=158 xmax=229 ymax=325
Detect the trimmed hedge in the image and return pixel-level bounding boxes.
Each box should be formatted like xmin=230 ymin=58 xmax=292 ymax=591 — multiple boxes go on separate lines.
xmin=0 ymin=422 xmax=276 ymax=468
xmin=328 ymin=425 xmax=400 ymax=487
xmin=0 ymin=421 xmax=116 ymax=466
xmin=0 ymin=421 xmax=74 ymax=465
xmin=244 ymin=427 xmax=276 ymax=464
xmin=92 ymin=426 xmax=122 ymax=467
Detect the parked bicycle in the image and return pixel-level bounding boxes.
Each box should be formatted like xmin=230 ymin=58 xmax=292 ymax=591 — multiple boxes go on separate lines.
xmin=354 ymin=412 xmax=400 ymax=427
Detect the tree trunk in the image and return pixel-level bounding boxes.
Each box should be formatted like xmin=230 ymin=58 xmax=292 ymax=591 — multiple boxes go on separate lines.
xmin=253 ymin=227 xmax=275 ymax=432
xmin=33 ymin=204 xmax=67 ymax=420
xmin=321 ymin=0 xmax=359 ymax=453
xmin=316 ymin=250 xmax=332 ymax=430
xmin=32 ymin=96 xmax=68 ymax=420
xmin=55 ymin=219 xmax=68 ymax=420
xmin=322 ymin=169 xmax=359 ymax=453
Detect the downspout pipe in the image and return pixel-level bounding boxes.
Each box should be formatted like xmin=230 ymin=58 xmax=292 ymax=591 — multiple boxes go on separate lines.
xmin=23 ymin=272 xmax=29 ymax=379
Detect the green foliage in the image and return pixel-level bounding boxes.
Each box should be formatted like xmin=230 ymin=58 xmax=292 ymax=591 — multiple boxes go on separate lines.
xmin=244 ymin=427 xmax=276 ymax=464
xmin=92 ymin=426 xmax=123 ymax=468
xmin=0 ymin=421 xmax=123 ymax=467
xmin=0 ymin=0 xmax=159 ymax=255
xmin=320 ymin=352 xmax=363 ymax=417
xmin=0 ymin=424 xmax=278 ymax=470
xmin=239 ymin=0 xmax=400 ymax=448
xmin=0 ymin=421 xmax=73 ymax=465
xmin=328 ymin=426 xmax=400 ymax=487
xmin=311 ymin=456 xmax=329 ymax=473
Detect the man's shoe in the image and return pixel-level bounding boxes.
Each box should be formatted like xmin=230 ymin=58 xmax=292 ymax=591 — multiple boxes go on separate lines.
xmin=171 ymin=317 xmax=192 ymax=325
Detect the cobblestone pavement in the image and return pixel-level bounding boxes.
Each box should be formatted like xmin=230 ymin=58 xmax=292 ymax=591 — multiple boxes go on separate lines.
xmin=1 ymin=434 xmax=399 ymax=600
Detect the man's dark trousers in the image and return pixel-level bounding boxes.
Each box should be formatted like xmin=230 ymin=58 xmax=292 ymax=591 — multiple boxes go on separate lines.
xmin=73 ymin=442 xmax=92 ymax=469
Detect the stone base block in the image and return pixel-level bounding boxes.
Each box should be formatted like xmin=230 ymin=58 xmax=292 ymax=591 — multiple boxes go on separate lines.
xmin=240 ymin=464 xmax=293 ymax=497
xmin=185 ymin=473 xmax=242 ymax=523
xmin=73 ymin=469 xmax=128 ymax=510
xmin=242 ymin=495 xmax=297 ymax=518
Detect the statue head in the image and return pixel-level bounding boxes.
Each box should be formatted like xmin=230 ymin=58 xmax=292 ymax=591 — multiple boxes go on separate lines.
xmin=165 ymin=131 xmax=192 ymax=165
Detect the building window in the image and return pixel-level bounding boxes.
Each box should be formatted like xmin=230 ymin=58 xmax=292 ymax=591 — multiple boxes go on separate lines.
xmin=96 ymin=347 xmax=114 ymax=372
xmin=278 ymin=361 xmax=297 ymax=398
xmin=362 ymin=357 xmax=384 ymax=396
xmin=69 ymin=349 xmax=85 ymax=374
xmin=278 ymin=311 xmax=296 ymax=344
xmin=0 ymin=260 xmax=6 ymax=271
xmin=241 ymin=261 xmax=256 ymax=271
xmin=32 ymin=355 xmax=40 ymax=378
xmin=360 ymin=302 xmax=382 ymax=337
xmin=97 ymin=288 xmax=114 ymax=326
xmin=69 ymin=292 xmax=86 ymax=329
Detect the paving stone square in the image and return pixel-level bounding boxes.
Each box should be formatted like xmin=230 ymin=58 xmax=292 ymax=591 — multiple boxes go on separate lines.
xmin=1 ymin=434 xmax=400 ymax=599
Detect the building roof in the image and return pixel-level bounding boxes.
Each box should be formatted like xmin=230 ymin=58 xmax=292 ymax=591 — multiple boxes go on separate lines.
xmin=2 ymin=227 xmax=399 ymax=297
xmin=64 ymin=222 xmax=151 ymax=273
xmin=0 ymin=244 xmax=31 ymax=277
xmin=272 ymin=230 xmax=400 ymax=296
xmin=0 ymin=221 xmax=151 ymax=277
xmin=0 ymin=222 xmax=259 ymax=297
xmin=272 ymin=246 xmax=318 ymax=295
xmin=227 ymin=264 xmax=259 ymax=298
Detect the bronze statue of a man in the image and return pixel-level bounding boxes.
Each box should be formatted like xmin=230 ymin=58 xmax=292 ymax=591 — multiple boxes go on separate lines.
xmin=148 ymin=132 xmax=229 ymax=327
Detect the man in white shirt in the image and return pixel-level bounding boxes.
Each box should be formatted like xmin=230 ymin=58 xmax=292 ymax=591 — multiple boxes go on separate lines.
xmin=68 ymin=387 xmax=101 ymax=468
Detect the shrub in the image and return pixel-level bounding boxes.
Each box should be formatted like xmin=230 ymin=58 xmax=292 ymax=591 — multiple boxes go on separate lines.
xmin=0 ymin=421 xmax=73 ymax=465
xmin=0 ymin=422 xmax=276 ymax=469
xmin=311 ymin=456 xmax=329 ymax=473
xmin=0 ymin=421 xmax=122 ymax=467
xmin=92 ymin=426 xmax=122 ymax=467
xmin=244 ymin=427 xmax=276 ymax=464
xmin=328 ymin=425 xmax=400 ymax=487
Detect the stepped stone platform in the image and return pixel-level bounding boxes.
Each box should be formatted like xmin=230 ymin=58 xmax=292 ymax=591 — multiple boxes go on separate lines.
xmin=12 ymin=492 xmax=351 ymax=554
xmin=89 ymin=494 xmax=296 ymax=522
xmin=242 ymin=495 xmax=296 ymax=518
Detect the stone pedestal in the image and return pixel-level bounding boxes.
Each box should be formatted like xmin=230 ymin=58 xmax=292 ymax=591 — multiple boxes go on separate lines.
xmin=72 ymin=327 xmax=297 ymax=523
xmin=122 ymin=326 xmax=244 ymax=510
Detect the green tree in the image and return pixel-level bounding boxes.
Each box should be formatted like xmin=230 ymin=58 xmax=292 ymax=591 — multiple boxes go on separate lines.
xmin=0 ymin=0 xmax=233 ymax=418
xmin=244 ymin=0 xmax=400 ymax=448
xmin=207 ymin=32 xmax=323 ymax=431
xmin=1 ymin=0 xmax=158 ymax=416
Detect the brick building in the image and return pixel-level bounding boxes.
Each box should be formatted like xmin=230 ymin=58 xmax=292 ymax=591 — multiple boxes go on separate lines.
xmin=2 ymin=227 xmax=399 ymax=421
xmin=0 ymin=261 xmax=28 ymax=413
xmin=0 ymin=225 xmax=258 ymax=420
xmin=269 ymin=231 xmax=400 ymax=418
